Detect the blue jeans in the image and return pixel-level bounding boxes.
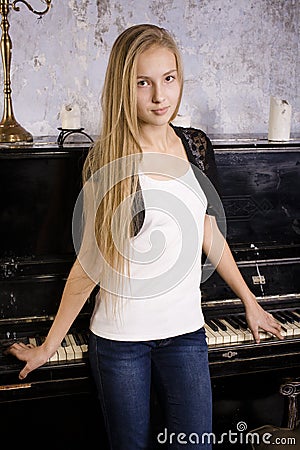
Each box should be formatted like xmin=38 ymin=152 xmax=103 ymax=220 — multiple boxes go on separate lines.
xmin=89 ymin=327 xmax=212 ymax=450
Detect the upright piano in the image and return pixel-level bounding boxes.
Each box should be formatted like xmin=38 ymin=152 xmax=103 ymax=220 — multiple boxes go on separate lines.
xmin=0 ymin=135 xmax=299 ymax=448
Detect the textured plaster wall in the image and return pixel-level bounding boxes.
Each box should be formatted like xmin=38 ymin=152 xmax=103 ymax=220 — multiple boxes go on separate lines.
xmin=6 ymin=0 xmax=300 ymax=137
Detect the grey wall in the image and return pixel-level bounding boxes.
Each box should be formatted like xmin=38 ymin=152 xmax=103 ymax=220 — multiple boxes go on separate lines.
xmin=7 ymin=0 xmax=300 ymax=137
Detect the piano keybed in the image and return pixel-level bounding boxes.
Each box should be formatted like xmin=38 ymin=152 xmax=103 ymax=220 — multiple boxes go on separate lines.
xmin=1 ymin=329 xmax=89 ymax=365
xmin=1 ymin=308 xmax=300 ymax=365
xmin=0 ymin=325 xmax=91 ymax=402
xmin=204 ymin=308 xmax=300 ymax=346
xmin=0 ymin=287 xmax=298 ymax=399
xmin=29 ymin=332 xmax=89 ymax=362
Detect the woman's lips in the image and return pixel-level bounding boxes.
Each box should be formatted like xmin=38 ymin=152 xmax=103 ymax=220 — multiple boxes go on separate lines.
xmin=152 ymin=107 xmax=169 ymax=115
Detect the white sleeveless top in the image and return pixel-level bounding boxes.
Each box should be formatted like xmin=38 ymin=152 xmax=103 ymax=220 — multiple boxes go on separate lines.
xmin=90 ymin=165 xmax=208 ymax=341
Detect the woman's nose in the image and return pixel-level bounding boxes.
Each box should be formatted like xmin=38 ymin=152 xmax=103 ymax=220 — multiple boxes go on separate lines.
xmin=152 ymin=84 xmax=165 ymax=103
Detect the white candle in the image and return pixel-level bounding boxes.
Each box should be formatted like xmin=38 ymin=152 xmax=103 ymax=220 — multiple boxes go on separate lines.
xmin=61 ymin=103 xmax=81 ymax=130
xmin=268 ymin=96 xmax=292 ymax=142
xmin=171 ymin=114 xmax=191 ymax=128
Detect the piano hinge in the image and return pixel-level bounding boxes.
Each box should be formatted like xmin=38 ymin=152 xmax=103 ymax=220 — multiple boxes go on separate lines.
xmin=0 ymin=383 xmax=32 ymax=390
xmin=252 ymin=275 xmax=266 ymax=285
xmin=222 ymin=351 xmax=238 ymax=359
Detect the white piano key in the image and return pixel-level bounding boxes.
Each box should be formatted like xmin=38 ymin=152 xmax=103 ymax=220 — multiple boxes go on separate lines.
xmin=28 ymin=337 xmax=37 ymax=347
xmin=57 ymin=342 xmax=67 ymax=361
xmin=67 ymin=333 xmax=83 ymax=359
xmin=204 ymin=327 xmax=217 ymax=346
xmin=258 ymin=330 xmax=274 ymax=341
xmin=221 ymin=319 xmax=247 ymax=343
xmin=28 ymin=335 xmax=59 ymax=363
xmin=275 ymin=317 xmax=295 ymax=337
xmin=204 ymin=323 xmax=223 ymax=345
xmin=63 ymin=335 xmax=75 ymax=360
xmin=48 ymin=350 xmax=59 ymax=362
xmin=243 ymin=327 xmax=254 ymax=342
xmin=227 ymin=319 xmax=251 ymax=342
xmin=211 ymin=323 xmax=231 ymax=345
xmin=77 ymin=332 xmax=88 ymax=353
xmin=286 ymin=320 xmax=300 ymax=336
xmin=218 ymin=319 xmax=239 ymax=344
xmin=38 ymin=336 xmax=59 ymax=362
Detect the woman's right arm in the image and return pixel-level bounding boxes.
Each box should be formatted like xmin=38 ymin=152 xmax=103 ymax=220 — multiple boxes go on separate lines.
xmin=7 ymin=258 xmax=97 ymax=380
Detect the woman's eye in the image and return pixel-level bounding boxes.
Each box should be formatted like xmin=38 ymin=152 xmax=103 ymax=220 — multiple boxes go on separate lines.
xmin=165 ymin=75 xmax=175 ymax=82
xmin=137 ymin=80 xmax=149 ymax=87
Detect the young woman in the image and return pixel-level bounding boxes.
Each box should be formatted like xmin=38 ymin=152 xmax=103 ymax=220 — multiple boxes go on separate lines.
xmin=8 ymin=24 xmax=283 ymax=450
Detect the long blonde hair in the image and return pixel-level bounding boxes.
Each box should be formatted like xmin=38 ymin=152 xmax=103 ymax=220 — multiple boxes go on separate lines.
xmin=82 ymin=24 xmax=184 ymax=304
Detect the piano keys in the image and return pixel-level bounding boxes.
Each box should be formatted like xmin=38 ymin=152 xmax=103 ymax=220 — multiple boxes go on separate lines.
xmin=1 ymin=298 xmax=300 ymax=393
xmin=3 ymin=306 xmax=300 ymax=356
xmin=2 ymin=330 xmax=89 ymax=362
xmin=205 ymin=307 xmax=300 ymax=346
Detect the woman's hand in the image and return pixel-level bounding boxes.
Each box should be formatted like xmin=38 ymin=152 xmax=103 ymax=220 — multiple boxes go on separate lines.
xmin=6 ymin=342 xmax=51 ymax=380
xmin=244 ymin=295 xmax=284 ymax=344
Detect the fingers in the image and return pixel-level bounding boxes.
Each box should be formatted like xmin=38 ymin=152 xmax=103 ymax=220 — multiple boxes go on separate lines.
xmin=252 ymin=327 xmax=260 ymax=344
xmin=264 ymin=313 xmax=284 ymax=340
xmin=5 ymin=342 xmax=35 ymax=380
xmin=273 ymin=323 xmax=284 ymax=339
xmin=6 ymin=342 xmax=27 ymax=357
xmin=256 ymin=314 xmax=284 ymax=343
xmin=248 ymin=311 xmax=285 ymax=344
xmin=5 ymin=341 xmax=49 ymax=380
xmin=19 ymin=365 xmax=30 ymax=380
xmin=6 ymin=341 xmax=34 ymax=356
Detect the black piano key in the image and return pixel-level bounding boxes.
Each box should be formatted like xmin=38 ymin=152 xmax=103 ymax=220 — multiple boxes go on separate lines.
xmin=289 ymin=311 xmax=300 ymax=323
xmin=285 ymin=311 xmax=298 ymax=323
xmin=273 ymin=312 xmax=287 ymax=324
xmin=235 ymin=316 xmax=248 ymax=330
xmin=280 ymin=312 xmax=294 ymax=323
xmin=73 ymin=333 xmax=82 ymax=346
xmin=77 ymin=332 xmax=88 ymax=346
xmin=206 ymin=319 xmax=218 ymax=332
xmin=75 ymin=333 xmax=84 ymax=346
xmin=35 ymin=335 xmax=43 ymax=346
xmin=225 ymin=317 xmax=240 ymax=330
xmin=212 ymin=318 xmax=227 ymax=331
xmin=81 ymin=332 xmax=89 ymax=345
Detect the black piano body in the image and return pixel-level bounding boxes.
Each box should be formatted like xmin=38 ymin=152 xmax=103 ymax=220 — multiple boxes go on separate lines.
xmin=0 ymin=136 xmax=300 ymax=448
xmin=202 ymin=139 xmax=300 ymax=378
xmin=0 ymin=139 xmax=105 ymax=449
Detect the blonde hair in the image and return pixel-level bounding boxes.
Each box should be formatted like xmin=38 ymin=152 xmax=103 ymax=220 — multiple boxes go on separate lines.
xmin=82 ymin=24 xmax=184 ymax=305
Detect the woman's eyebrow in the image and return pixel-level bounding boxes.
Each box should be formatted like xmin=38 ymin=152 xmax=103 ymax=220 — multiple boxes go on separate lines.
xmin=137 ymin=69 xmax=177 ymax=78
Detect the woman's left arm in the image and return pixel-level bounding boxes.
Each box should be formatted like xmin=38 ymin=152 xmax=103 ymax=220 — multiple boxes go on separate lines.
xmin=202 ymin=214 xmax=284 ymax=343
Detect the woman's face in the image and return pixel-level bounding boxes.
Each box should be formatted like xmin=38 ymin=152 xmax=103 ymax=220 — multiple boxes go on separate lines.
xmin=136 ymin=46 xmax=181 ymax=128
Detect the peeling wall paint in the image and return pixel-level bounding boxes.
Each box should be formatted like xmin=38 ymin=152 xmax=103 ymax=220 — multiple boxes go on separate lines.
xmin=4 ymin=0 xmax=300 ymax=137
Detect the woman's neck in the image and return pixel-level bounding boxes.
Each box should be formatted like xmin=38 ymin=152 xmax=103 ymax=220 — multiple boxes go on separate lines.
xmin=139 ymin=123 xmax=176 ymax=153
xmin=138 ymin=122 xmax=189 ymax=172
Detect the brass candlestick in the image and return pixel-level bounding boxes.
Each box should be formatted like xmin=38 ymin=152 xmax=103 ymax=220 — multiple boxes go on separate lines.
xmin=0 ymin=0 xmax=52 ymax=143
